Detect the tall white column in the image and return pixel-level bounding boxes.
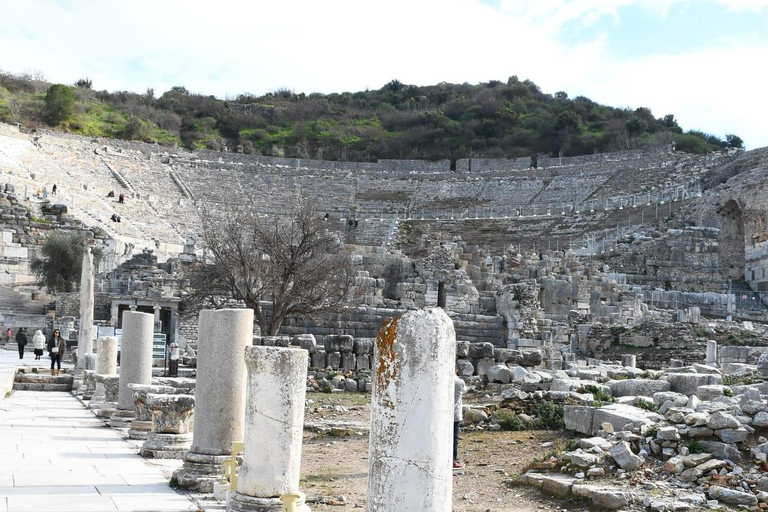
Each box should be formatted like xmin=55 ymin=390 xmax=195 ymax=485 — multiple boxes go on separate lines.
xmin=228 ymin=346 xmax=310 ymax=512
xmin=77 ymin=246 xmax=95 ymax=369
xmin=173 ymin=308 xmax=253 ymax=492
xmin=367 ymin=308 xmax=456 ymax=512
xmin=110 ymin=311 xmax=154 ymax=428
xmin=706 ymin=340 xmax=718 ymax=366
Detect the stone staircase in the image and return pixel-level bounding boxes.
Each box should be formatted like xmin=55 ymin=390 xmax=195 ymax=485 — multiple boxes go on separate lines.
xmin=13 ymin=369 xmax=73 ymax=391
xmin=0 ymin=287 xmax=46 ymax=315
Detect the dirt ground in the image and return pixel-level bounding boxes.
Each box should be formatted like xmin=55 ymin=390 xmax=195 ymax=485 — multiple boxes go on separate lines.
xmin=300 ymin=392 xmax=593 ymax=512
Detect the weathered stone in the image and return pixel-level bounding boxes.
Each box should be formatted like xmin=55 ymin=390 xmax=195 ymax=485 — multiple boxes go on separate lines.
xmin=665 ymin=373 xmax=723 ymax=396
xmin=715 ymin=427 xmax=748 ymax=443
xmin=572 ymin=484 xmax=631 ymax=510
xmin=608 ymin=378 xmax=670 ymax=398
xmin=753 ymin=411 xmax=768 ymax=427
xmin=708 ymin=485 xmax=757 ymax=507
xmin=657 ymin=427 xmax=681 ymax=441
xmin=565 ymin=451 xmax=599 ymax=468
xmin=697 ymin=441 xmax=741 ymax=462
xmin=540 ymin=474 xmax=576 ymax=498
xmin=292 ymin=334 xmax=318 ymax=354
xmin=663 ymin=457 xmax=685 ymax=474
xmin=565 ymin=406 xmax=594 ymax=435
xmin=686 ymin=427 xmax=714 ymax=438
xmin=609 ymin=441 xmax=643 ymax=471
xmin=456 ymin=341 xmax=470 ymax=358
xmin=695 ymin=385 xmax=728 ymax=401
xmin=325 ymin=334 xmax=354 ymax=353
xmin=678 ymin=468 xmax=702 ymax=482
xmin=486 ymin=364 xmax=512 ymax=384
xmin=468 ymin=342 xmax=495 ymax=359
xmin=707 ymin=411 xmax=740 ymax=430
xmin=456 ymin=360 xmax=474 ymax=376
xmin=353 ymin=338 xmax=373 ymax=356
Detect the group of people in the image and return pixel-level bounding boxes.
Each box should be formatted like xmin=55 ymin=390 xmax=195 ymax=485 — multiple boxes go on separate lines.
xmin=110 ymin=213 xmax=122 ymax=223
xmin=8 ymin=327 xmax=67 ymax=374
xmin=107 ymin=191 xmax=126 ymax=204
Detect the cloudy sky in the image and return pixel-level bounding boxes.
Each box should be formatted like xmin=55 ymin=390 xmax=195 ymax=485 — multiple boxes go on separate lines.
xmin=2 ymin=0 xmax=766 ymax=148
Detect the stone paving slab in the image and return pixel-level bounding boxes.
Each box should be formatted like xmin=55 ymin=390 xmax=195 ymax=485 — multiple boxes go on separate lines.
xmin=0 ymin=351 xmax=199 ymax=512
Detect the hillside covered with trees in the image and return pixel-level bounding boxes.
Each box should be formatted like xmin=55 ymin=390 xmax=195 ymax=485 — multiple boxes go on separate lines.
xmin=0 ymin=69 xmax=744 ymax=161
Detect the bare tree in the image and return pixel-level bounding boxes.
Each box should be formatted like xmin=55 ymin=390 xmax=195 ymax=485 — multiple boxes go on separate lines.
xmin=185 ymin=203 xmax=359 ymax=335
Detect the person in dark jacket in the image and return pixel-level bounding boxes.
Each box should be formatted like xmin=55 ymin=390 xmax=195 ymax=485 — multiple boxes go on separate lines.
xmin=16 ymin=328 xmax=27 ymax=359
xmin=47 ymin=329 xmax=66 ymax=375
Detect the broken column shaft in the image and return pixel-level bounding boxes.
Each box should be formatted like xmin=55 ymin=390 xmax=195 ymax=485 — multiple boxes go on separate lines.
xmin=366 ymin=308 xmax=456 ymax=512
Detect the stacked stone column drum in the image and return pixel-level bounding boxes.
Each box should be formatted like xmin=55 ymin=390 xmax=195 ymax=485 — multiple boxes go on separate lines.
xmin=228 ymin=346 xmax=311 ymax=512
xmin=91 ymin=336 xmax=118 ymax=415
xmin=367 ymin=308 xmax=457 ymax=512
xmin=140 ymin=393 xmax=195 ymax=459
xmin=110 ymin=312 xmax=154 ymax=428
xmin=127 ymin=384 xmax=175 ymax=440
xmin=173 ymin=309 xmax=253 ymax=492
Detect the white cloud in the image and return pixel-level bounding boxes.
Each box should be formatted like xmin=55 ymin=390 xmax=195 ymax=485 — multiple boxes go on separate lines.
xmin=0 ymin=0 xmax=765 ymax=148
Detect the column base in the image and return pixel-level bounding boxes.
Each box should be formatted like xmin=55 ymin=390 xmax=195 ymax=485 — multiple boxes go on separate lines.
xmin=128 ymin=420 xmax=152 ymax=440
xmin=109 ymin=409 xmax=135 ymax=428
xmin=140 ymin=432 xmax=193 ymax=459
xmin=97 ymin=402 xmax=117 ymax=418
xmin=228 ymin=491 xmax=310 ymax=512
xmin=172 ymin=452 xmax=230 ymax=492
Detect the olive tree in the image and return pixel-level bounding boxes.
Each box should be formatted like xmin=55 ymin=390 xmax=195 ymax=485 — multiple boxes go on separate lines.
xmin=30 ymin=232 xmax=99 ymax=293
xmin=186 ymin=203 xmax=358 ymax=335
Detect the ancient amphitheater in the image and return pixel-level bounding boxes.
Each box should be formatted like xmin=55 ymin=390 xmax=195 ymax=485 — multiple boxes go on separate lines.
xmin=1 ymin=120 xmax=767 ymax=356
xmin=4 ymin=120 xmax=768 ymax=511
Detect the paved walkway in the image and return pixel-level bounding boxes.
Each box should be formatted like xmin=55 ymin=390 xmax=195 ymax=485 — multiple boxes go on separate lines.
xmin=0 ymin=350 xmax=200 ymax=512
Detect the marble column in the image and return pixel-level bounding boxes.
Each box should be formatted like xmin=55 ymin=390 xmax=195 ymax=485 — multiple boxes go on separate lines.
xmin=367 ymin=308 xmax=456 ymax=512
xmin=140 ymin=393 xmax=195 ymax=459
xmin=173 ymin=308 xmax=253 ymax=492
xmin=228 ymin=346 xmax=310 ymax=512
xmin=621 ymin=354 xmax=637 ymax=368
xmin=110 ymin=311 xmax=154 ymax=428
xmin=77 ymin=246 xmax=95 ymax=369
xmin=91 ymin=336 xmax=118 ymax=411
xmin=706 ymin=340 xmax=718 ymax=366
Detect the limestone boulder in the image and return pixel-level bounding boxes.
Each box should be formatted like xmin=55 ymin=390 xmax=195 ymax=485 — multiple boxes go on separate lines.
xmin=708 ymin=486 xmax=757 ymax=507
xmin=352 ymin=338 xmax=373 ymax=356
xmin=664 ymin=373 xmax=723 ymax=396
xmin=468 ymin=342 xmax=495 ymax=359
xmin=609 ymin=441 xmax=643 ymax=471
xmin=325 ymin=335 xmax=354 ymax=353
xmin=457 ymin=360 xmax=474 ymax=376
xmin=456 ymin=341 xmax=470 ymax=358
xmin=486 ymin=364 xmax=512 ymax=384
xmin=291 ymin=334 xmax=317 ymax=354
xmin=608 ymin=378 xmax=670 ymax=398
xmin=707 ymin=411 xmax=740 ymax=430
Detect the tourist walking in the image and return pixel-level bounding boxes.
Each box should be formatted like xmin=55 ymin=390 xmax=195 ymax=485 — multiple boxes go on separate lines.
xmin=5 ymin=327 xmax=12 ymax=345
xmin=52 ymin=184 xmax=57 ymax=195
xmin=32 ymin=330 xmax=45 ymax=360
xmin=16 ymin=328 xmax=27 ymax=359
xmin=454 ymin=367 xmax=466 ymax=469
xmin=47 ymin=329 xmax=66 ymax=375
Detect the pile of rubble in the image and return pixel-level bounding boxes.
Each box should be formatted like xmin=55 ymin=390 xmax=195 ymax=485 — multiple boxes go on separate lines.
xmin=510 ymin=352 xmax=768 ymax=510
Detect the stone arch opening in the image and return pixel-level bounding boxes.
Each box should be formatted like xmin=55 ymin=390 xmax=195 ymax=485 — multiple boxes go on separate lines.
xmin=717 ymin=199 xmax=745 ymax=280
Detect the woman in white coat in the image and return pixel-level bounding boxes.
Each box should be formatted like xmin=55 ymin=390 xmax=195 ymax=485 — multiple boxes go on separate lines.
xmin=32 ymin=330 xmax=46 ymax=360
